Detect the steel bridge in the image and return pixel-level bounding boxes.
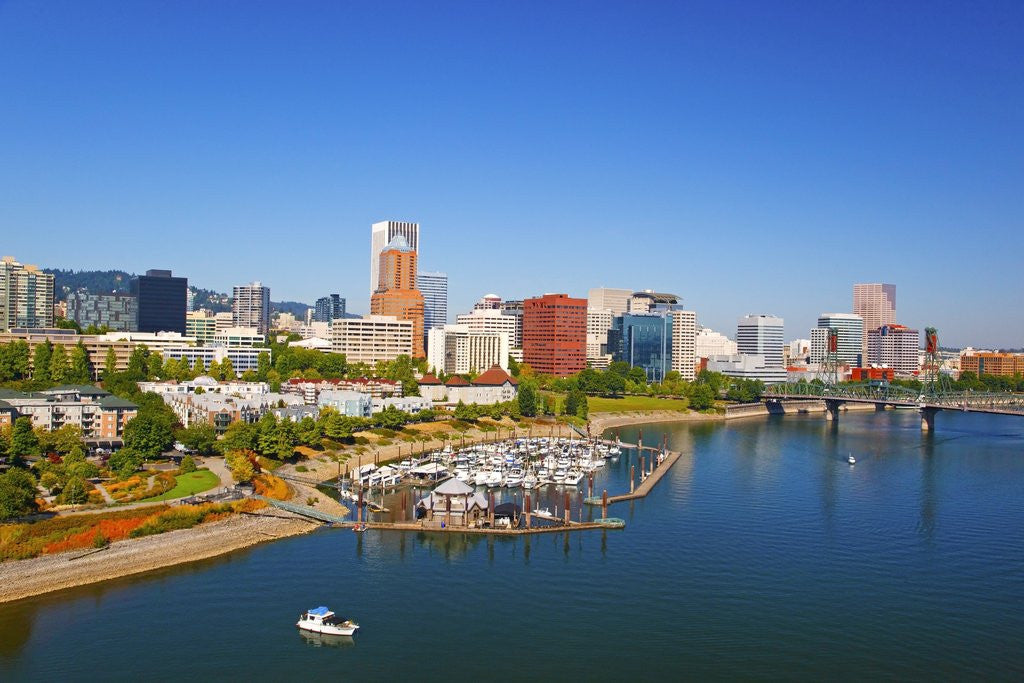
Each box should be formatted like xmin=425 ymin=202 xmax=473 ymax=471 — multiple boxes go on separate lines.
xmin=762 ymin=382 xmax=1024 ymax=431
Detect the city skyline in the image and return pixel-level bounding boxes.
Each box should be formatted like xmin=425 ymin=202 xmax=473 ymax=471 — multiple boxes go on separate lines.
xmin=2 ymin=3 xmax=1022 ymax=347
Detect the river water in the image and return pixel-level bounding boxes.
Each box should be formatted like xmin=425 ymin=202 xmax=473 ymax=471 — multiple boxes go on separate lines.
xmin=2 ymin=410 xmax=1023 ymax=680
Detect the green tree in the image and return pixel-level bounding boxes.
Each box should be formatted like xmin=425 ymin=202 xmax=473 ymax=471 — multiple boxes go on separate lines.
xmin=69 ymin=341 xmax=93 ymax=384
xmin=517 ymin=383 xmax=538 ymax=417
xmin=52 ymin=424 xmax=84 ymax=454
xmin=39 ymin=471 xmax=61 ymax=494
xmin=256 ymin=351 xmax=272 ymax=381
xmin=218 ymin=357 xmax=234 ymax=380
xmin=179 ymin=454 xmax=197 ymax=473
xmin=564 ymin=389 xmax=579 ymax=416
xmin=103 ymin=346 xmax=118 ymax=379
xmin=226 ymin=451 xmax=255 ymax=484
xmin=192 ymin=357 xmax=206 ymax=376
xmin=10 ymin=416 xmax=40 ymax=463
xmin=218 ymin=421 xmax=259 ymax=453
xmin=257 ymin=413 xmax=279 ymax=456
xmin=266 ymin=368 xmax=282 ymax=392
xmin=32 ymin=342 xmax=53 ymax=383
xmin=240 ymin=370 xmax=258 ymax=382
xmin=689 ymin=383 xmax=716 ymax=411
xmin=107 ymin=448 xmax=144 ymax=479
xmin=0 ymin=468 xmax=38 ymax=520
xmin=122 ymin=414 xmax=175 ymax=457
xmin=274 ymin=418 xmax=298 ymax=460
xmin=60 ymin=476 xmax=89 ymax=504
xmin=176 ymin=422 xmax=217 ymax=454
xmin=67 ymin=460 xmax=100 ymax=480
xmin=49 ymin=343 xmax=70 ymax=384
xmin=127 ymin=345 xmax=150 ymax=379
xmin=147 ymin=353 xmax=164 ymax=379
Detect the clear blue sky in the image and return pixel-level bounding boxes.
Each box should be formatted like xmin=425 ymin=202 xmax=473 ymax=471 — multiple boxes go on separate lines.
xmin=1 ymin=1 xmax=1021 ymax=348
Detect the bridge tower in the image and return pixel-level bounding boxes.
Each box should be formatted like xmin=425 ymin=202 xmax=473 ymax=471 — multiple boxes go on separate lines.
xmin=815 ymin=328 xmax=841 ymax=387
xmin=922 ymin=327 xmax=949 ymax=395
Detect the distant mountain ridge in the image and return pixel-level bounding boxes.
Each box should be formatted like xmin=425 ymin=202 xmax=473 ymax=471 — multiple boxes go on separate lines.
xmin=44 ymin=268 xmax=312 ymax=315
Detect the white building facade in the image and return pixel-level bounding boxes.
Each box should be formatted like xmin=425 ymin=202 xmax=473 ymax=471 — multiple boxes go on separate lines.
xmin=232 ymin=282 xmax=271 ymax=335
xmin=811 ymin=313 xmax=864 ymax=366
xmin=330 ymin=315 xmax=414 ymax=365
xmin=454 ymin=309 xmax=520 ymax=358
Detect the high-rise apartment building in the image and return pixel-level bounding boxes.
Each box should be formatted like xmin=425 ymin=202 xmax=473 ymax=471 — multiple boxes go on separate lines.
xmin=868 ymin=324 xmax=919 ymax=376
xmin=67 ymin=292 xmax=138 ymax=331
xmin=232 ymin=281 xmax=271 ymax=335
xmin=669 ymin=309 xmax=697 ymax=381
xmin=133 ymin=269 xmax=187 ymax=334
xmin=418 ymin=271 xmax=448 ymax=334
xmin=331 ymin=315 xmax=414 ymax=365
xmin=586 ymin=308 xmax=614 ymax=368
xmin=370 ymin=221 xmax=419 ymax=295
xmin=426 ymin=324 xmax=508 ymax=375
xmin=522 ymin=293 xmax=587 ymax=376
xmin=0 ymin=256 xmax=55 ymax=330
xmin=370 ymin=236 xmax=425 ymax=357
xmin=455 ymin=309 xmax=520 ymax=357
xmin=810 ymin=313 xmax=865 ymax=367
xmin=313 ymin=294 xmax=346 ymax=323
xmin=587 ymin=287 xmax=632 ymax=316
xmin=712 ymin=314 xmax=787 ymax=383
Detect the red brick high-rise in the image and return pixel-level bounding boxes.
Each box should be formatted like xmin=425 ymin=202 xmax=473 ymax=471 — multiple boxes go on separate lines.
xmin=522 ymin=293 xmax=587 ymax=376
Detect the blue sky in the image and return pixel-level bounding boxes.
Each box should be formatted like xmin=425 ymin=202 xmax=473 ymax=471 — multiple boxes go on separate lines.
xmin=1 ymin=1 xmax=1021 ymax=347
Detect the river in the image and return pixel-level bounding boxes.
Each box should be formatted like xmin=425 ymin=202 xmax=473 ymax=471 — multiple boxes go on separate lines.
xmin=2 ymin=410 xmax=1023 ymax=680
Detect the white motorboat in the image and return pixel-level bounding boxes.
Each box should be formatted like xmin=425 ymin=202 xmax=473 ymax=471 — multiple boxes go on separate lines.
xmin=297 ymin=606 xmax=359 ymax=636
xmin=523 ymin=472 xmax=538 ymax=490
xmin=474 ymin=470 xmax=490 ymax=486
xmin=552 ymin=466 xmax=567 ymax=483
xmin=563 ymin=468 xmax=584 ymax=486
xmin=848 ymin=454 xmax=857 ymax=465
xmin=505 ymin=468 xmax=524 ymax=488
xmin=484 ymin=470 xmax=504 ymax=488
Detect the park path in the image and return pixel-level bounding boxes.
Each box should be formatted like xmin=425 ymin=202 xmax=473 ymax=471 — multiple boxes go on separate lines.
xmin=93 ymin=483 xmax=115 ymax=504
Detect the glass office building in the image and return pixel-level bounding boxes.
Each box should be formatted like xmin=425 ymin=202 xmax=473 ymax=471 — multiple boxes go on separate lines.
xmin=133 ymin=269 xmax=187 ymax=334
xmin=607 ymin=313 xmax=674 ymax=382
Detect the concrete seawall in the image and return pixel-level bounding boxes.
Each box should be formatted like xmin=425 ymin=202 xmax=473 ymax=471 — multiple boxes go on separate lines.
xmin=725 ymin=400 xmax=878 ymax=421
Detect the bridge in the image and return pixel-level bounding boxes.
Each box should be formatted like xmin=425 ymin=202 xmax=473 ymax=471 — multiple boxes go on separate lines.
xmin=762 ymin=382 xmax=1024 ymax=431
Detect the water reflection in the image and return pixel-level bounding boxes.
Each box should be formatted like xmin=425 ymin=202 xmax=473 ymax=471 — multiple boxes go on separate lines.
xmin=298 ymin=632 xmax=355 ymax=649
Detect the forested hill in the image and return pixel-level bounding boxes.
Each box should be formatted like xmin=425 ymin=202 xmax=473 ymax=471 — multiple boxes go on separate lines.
xmin=43 ymin=268 xmax=311 ymax=314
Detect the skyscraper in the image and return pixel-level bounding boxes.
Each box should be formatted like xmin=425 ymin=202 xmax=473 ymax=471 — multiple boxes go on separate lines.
xmin=370 ymin=221 xmax=419 ymax=296
xmin=232 ymin=281 xmax=271 ymax=335
xmin=727 ymin=314 xmax=786 ymax=382
xmin=587 ymin=287 xmax=632 ymax=316
xmin=0 ymin=256 xmax=55 ymax=330
xmin=133 ymin=269 xmax=187 ymax=334
xmin=522 ymin=293 xmax=587 ymax=376
xmin=854 ymin=283 xmax=895 ymax=363
xmin=370 ymin=236 xmax=425 ymax=357
xmin=313 ymin=294 xmax=346 ymax=323
xmin=417 ymin=271 xmax=448 ymax=335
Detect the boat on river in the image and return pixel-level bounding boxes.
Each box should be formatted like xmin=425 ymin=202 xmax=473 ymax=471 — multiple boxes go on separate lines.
xmin=297 ymin=606 xmax=360 ymax=636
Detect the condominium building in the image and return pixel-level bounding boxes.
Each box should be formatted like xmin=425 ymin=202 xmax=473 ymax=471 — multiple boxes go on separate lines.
xmin=133 ymin=269 xmax=187 ymax=334
xmin=161 ymin=391 xmax=302 ymax=431
xmin=66 ymin=292 xmax=138 ymax=331
xmin=867 ymin=324 xmax=920 ymax=376
xmin=959 ymin=351 xmax=1024 ymax=377
xmin=232 ymin=281 xmax=271 ymax=335
xmin=587 ymin=308 xmax=614 ymax=368
xmin=370 ymin=236 xmax=425 ymax=357
xmin=426 ymin=324 xmax=509 ymax=375
xmin=587 ymin=287 xmax=632 ymax=316
xmin=161 ymin=345 xmax=263 ymax=377
xmin=138 ymin=376 xmax=270 ymax=397
xmin=0 ymin=256 xmax=55 ymax=330
xmin=313 ymin=294 xmax=346 ymax=323
xmin=522 ymin=293 xmax=587 ymax=377
xmin=370 ymin=220 xmax=419 ymax=295
xmin=810 ymin=313 xmax=865 ymax=366
xmin=418 ymin=271 xmax=448 ymax=333
xmin=418 ymin=366 xmax=519 ymax=405
xmin=282 ymin=377 xmax=402 ymax=404
xmin=0 ymin=385 xmax=137 ymax=443
xmin=670 ymin=309 xmax=697 ymax=381
xmin=706 ymin=354 xmax=787 ymax=384
xmin=330 ymin=315 xmax=414 ymax=365
xmin=456 ymin=308 xmax=521 ymax=359
xmin=318 ymin=390 xmax=373 ymax=418
xmin=212 ymin=327 xmax=265 ymax=347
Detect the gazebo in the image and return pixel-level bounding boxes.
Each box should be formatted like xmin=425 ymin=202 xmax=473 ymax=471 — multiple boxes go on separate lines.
xmin=416 ymin=478 xmax=489 ymax=527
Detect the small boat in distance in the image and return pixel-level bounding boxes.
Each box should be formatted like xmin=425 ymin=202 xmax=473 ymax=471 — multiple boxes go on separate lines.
xmin=297 ymin=606 xmax=360 ymax=636
xmin=848 ymin=454 xmax=857 ymax=465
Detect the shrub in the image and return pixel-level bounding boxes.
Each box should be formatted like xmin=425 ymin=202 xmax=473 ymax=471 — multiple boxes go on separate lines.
xmin=252 ymin=474 xmax=289 ymax=500
xmin=92 ymin=531 xmax=109 ymax=548
xmin=59 ymin=477 xmax=90 ymax=505
xmin=295 ymin=465 xmax=308 ymax=472
xmin=179 ymin=455 xmax=197 ymax=473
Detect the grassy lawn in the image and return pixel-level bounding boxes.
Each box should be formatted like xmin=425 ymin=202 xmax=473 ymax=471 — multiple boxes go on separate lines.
xmin=141 ymin=469 xmax=220 ymax=502
xmin=542 ymin=392 xmax=690 ymax=413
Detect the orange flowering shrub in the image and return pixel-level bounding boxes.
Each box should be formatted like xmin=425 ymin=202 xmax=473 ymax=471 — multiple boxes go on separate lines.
xmin=42 ymin=516 xmax=149 ymax=554
xmin=253 ymin=474 xmax=290 ymax=500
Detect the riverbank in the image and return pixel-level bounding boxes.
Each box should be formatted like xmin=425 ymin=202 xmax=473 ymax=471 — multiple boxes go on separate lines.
xmin=588 ymin=409 xmax=722 ymax=435
xmin=0 ymin=509 xmax=319 ymax=604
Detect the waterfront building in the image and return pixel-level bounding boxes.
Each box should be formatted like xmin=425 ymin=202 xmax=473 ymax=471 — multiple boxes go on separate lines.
xmin=370 ymin=220 xmax=419 ymax=295
xmin=370 ymin=236 xmax=425 ymax=357
xmin=0 ymin=385 xmax=136 ymax=443
xmin=959 ymin=351 xmax=1024 ymax=377
xmin=418 ymin=366 xmax=518 ymax=405
xmin=418 ymin=271 xmax=448 ymax=336
xmin=132 ymin=269 xmax=186 ymax=334
xmin=737 ymin=315 xmax=784 ymax=368
xmin=138 ymin=376 xmax=270 ymax=397
xmin=811 ymin=313 xmax=864 ymax=366
xmin=426 ymin=324 xmax=508 ymax=375
xmin=415 ymin=478 xmax=489 ymax=527
xmin=587 ymin=287 xmax=632 ymax=316
xmin=670 ymin=309 xmax=697 ymax=381
xmin=162 ymin=391 xmax=302 ymax=431
xmin=608 ymin=313 xmax=674 ymax=382
xmin=330 ymin=315 xmax=414 ymax=365
xmin=232 ymin=281 xmax=271 ymax=335
xmin=66 ymin=292 xmax=138 ymax=331
xmin=455 ymin=308 xmax=520 ymax=359
xmin=706 ymin=353 xmax=787 ymax=384
xmin=313 ymin=294 xmax=346 ymax=323
xmin=0 ymin=256 xmax=55 ymax=330
xmin=318 ymin=389 xmax=373 ymax=418
xmin=211 ymin=326 xmax=265 ymax=347
xmin=186 ymin=310 xmax=218 ymax=344
xmin=867 ymin=324 xmax=920 ymax=376
xmin=161 ymin=345 xmax=262 ymax=377
xmin=282 ymin=377 xmax=402 ymax=404
xmin=374 ymin=395 xmax=433 ymax=414
xmin=695 ymin=328 xmax=738 ymax=360
xmin=522 ymin=293 xmax=587 ymax=377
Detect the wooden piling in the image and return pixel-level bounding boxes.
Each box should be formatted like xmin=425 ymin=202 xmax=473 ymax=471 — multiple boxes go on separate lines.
xmin=563 ymin=491 xmax=571 ymax=524
xmin=588 ymin=473 xmax=594 ymax=498
xmin=357 ymin=487 xmax=363 ymax=523
xmin=526 ymin=493 xmax=532 ymax=529
xmin=489 ymin=492 xmax=495 ymax=527
xmin=602 ymin=489 xmax=608 ymax=519
xmin=641 ymin=455 xmax=646 ymax=481
xmin=630 ymin=465 xmax=635 ymax=493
